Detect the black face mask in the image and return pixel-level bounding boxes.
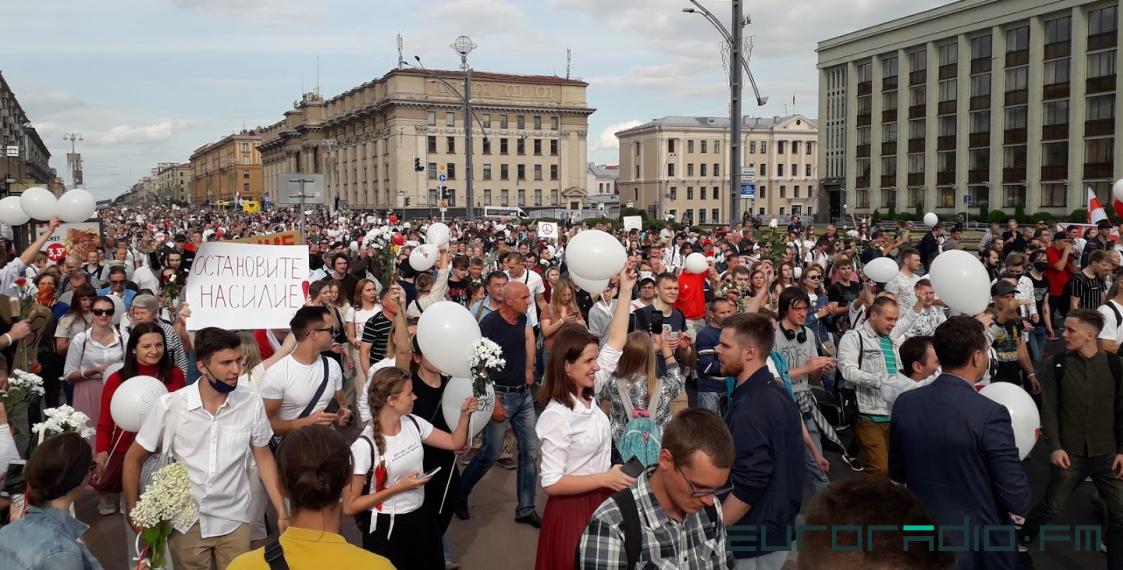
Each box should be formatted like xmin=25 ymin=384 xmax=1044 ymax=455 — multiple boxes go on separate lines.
xmin=1033 ymin=261 xmax=1049 ymax=273
xmin=202 ymin=362 xmax=237 ymax=394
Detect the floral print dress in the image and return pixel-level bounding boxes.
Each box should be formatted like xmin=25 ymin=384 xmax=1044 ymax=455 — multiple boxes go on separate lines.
xmin=597 ymin=363 xmax=685 ymax=444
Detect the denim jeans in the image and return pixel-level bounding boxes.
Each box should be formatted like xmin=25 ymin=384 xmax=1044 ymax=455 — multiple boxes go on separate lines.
xmin=459 ymin=389 xmax=539 ymax=518
xmin=696 ymin=391 xmax=724 ymax=415
xmin=803 ymin=414 xmax=829 ymax=496
xmin=733 ymin=551 xmax=788 ymax=570
xmin=1020 ymin=453 xmax=1123 ymax=568
xmin=1026 ymin=324 xmax=1047 ymax=365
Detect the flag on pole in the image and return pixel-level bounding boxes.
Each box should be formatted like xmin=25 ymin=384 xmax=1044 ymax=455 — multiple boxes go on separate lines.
xmin=234 ymin=191 xmax=242 ymax=208
xmin=1088 ymin=187 xmax=1108 ymax=224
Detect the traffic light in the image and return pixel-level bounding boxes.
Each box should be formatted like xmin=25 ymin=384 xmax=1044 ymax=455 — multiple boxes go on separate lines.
xmin=441 ymin=188 xmax=449 ymax=200
xmin=414 ymin=158 xmax=424 ymax=172
xmin=405 ymin=196 xmax=411 ymax=207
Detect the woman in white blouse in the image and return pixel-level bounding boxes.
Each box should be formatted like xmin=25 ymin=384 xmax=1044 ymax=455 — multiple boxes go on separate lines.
xmin=63 ymin=296 xmax=124 ymax=438
xmin=533 ymin=268 xmax=636 ymax=570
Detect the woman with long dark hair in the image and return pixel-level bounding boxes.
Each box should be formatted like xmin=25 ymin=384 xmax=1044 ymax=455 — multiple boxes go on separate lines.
xmin=533 ymin=269 xmax=636 ymax=570
xmin=93 ymin=322 xmax=185 ymax=513
xmin=228 ymin=425 xmax=393 ymax=569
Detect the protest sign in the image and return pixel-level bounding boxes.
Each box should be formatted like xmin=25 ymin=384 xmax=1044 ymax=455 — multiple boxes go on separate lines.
xmin=227 ymin=230 xmax=300 ymax=245
xmin=537 ymin=222 xmax=558 ymax=240
xmin=623 ymin=216 xmax=643 ymax=232
xmin=34 ymin=222 xmax=102 ymax=261
xmin=184 ymin=242 xmax=309 ymax=331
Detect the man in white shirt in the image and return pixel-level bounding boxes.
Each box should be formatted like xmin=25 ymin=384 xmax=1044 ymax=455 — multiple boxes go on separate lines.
xmin=880 ymin=335 xmax=939 ymax=412
xmin=884 ymin=248 xmax=924 ymax=312
xmin=262 ymin=306 xmax=351 ymax=436
xmin=122 ymin=327 xmax=287 ymax=570
xmin=1098 ymin=280 xmax=1123 ymax=352
xmin=503 ymin=252 xmax=546 ymax=328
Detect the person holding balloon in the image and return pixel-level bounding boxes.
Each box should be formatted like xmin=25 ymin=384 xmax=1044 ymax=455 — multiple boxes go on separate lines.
xmin=93 ymin=322 xmax=185 ymax=515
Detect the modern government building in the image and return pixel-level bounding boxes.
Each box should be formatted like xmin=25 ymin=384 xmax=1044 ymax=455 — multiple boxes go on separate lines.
xmin=817 ymin=0 xmax=1122 ymax=221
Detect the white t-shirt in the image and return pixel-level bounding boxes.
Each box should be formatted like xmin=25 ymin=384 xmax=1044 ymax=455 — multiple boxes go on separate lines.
xmin=1099 ymin=300 xmax=1123 ymax=343
xmin=506 ymin=269 xmax=545 ymax=327
xmin=259 ymin=354 xmax=343 ymax=421
xmin=350 ymin=418 xmax=434 ymax=523
xmin=348 ymin=305 xmax=382 ymax=336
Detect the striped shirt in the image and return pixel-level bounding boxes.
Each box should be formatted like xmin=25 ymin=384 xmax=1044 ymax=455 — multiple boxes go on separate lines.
xmin=360 ymin=313 xmax=392 ymax=366
xmin=1069 ymin=271 xmax=1106 ymax=310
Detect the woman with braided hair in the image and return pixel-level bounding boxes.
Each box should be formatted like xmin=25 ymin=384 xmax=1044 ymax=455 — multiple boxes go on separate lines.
xmin=343 ymin=366 xmax=477 ymax=569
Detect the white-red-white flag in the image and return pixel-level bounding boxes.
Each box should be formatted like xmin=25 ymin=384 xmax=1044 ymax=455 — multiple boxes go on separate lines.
xmin=1089 ymin=187 xmax=1108 ymax=224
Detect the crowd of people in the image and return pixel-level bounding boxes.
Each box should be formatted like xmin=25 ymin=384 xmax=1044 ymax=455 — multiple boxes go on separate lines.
xmin=0 ymin=205 xmax=1117 ymax=569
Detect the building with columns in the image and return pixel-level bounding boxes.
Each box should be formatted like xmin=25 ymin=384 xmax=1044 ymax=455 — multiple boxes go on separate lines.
xmin=616 ymin=115 xmax=818 ymax=225
xmin=257 ymin=68 xmax=593 ymax=211
xmin=817 ymin=0 xmax=1121 ymax=221
xmin=189 ymin=131 xmax=263 ymax=205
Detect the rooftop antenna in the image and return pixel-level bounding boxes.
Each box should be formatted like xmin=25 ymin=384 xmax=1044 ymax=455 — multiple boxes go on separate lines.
xmin=566 ymin=48 xmax=572 ymax=79
xmin=397 ymin=34 xmax=405 ymax=69
xmin=316 ymin=55 xmax=321 ymax=97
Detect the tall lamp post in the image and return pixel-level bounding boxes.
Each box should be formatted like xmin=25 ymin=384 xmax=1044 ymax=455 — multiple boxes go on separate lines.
xmin=682 ymin=0 xmax=768 ymax=226
xmin=410 ymin=36 xmax=489 ymax=220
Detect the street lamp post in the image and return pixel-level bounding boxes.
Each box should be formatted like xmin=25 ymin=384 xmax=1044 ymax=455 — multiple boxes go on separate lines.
xmin=682 ymin=1 xmax=768 ymax=226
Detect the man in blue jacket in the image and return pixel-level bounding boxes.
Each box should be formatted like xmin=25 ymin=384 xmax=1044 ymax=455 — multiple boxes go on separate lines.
xmin=695 ymin=298 xmax=734 ymax=414
xmin=890 ymin=316 xmax=1031 ymax=570
xmin=716 ymin=313 xmax=804 ymax=570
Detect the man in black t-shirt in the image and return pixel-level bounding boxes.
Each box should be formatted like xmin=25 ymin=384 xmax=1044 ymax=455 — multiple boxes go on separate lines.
xmin=828 ymin=262 xmax=862 ymax=336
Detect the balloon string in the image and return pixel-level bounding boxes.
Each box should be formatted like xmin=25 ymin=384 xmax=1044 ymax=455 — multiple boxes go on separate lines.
xmin=439 ymin=414 xmax=469 ymax=515
xmin=107 ymin=429 xmax=125 ymax=460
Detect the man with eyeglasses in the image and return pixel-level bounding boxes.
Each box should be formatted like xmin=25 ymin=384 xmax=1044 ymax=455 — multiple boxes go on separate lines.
xmin=577 ymin=409 xmax=735 ymax=569
xmin=97 ymin=266 xmax=136 ymax=308
xmin=261 ymin=306 xmax=351 ymax=439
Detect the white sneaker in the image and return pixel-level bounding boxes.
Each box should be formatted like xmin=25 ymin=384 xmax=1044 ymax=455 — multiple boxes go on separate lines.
xmin=97 ymin=495 xmax=118 ymax=516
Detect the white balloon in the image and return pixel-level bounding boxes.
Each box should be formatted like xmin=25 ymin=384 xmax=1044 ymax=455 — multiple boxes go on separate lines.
xmin=565 ymin=230 xmax=626 ymax=280
xmin=409 ymin=243 xmax=439 ymax=272
xmin=980 ymin=382 xmax=1040 ymax=460
xmin=0 ymin=196 xmax=30 ymax=226
xmin=426 ymin=222 xmax=450 ymax=246
xmin=569 ymin=272 xmax=610 ymax=296
xmin=110 ymin=375 xmax=169 ymax=433
xmin=57 ymin=189 xmax=96 ymax=223
xmin=863 ymin=257 xmax=899 ymax=283
xmin=441 ymin=377 xmax=494 ymax=439
xmin=684 ymin=252 xmax=709 ymax=275
xmin=1114 ymin=179 xmax=1123 ymax=203
xmin=19 ymin=187 xmax=57 ymax=221
xmin=417 ymin=301 xmax=481 ymax=378
xmin=793 ymin=266 xmax=803 ymax=280
xmin=929 ymin=249 xmax=992 ymax=316
xmin=923 ymin=212 xmax=939 ymax=228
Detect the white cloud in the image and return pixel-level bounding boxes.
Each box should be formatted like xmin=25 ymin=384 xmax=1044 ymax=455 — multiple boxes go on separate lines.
xmin=432 ymin=0 xmax=531 ymax=34
xmin=170 ymin=0 xmax=318 ymax=27
xmin=193 ymin=77 xmax=268 ymax=92
xmin=102 ymin=119 xmax=191 ymax=144
xmin=592 ymin=119 xmax=642 ymax=153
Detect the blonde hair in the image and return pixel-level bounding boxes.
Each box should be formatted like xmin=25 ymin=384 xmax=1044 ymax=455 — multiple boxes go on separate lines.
xmin=365 ymin=367 xmax=411 ymax=454
xmin=236 ymin=331 xmax=263 ymax=371
xmin=549 ymin=278 xmax=580 ymax=317
xmin=613 ymin=331 xmax=658 ymax=401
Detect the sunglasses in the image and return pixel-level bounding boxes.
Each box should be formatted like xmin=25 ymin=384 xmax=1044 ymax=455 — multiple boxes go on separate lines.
xmin=110 ymin=279 xmax=126 ymax=285
xmin=676 ymin=464 xmax=732 ymax=498
xmin=314 ymin=327 xmax=339 ymax=336
xmin=806 ymin=275 xmax=822 ymax=281
xmin=92 ymin=308 xmax=115 ymax=317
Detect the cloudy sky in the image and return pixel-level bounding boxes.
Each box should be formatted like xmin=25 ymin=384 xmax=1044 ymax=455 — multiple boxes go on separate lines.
xmin=4 ymin=0 xmax=947 ymax=201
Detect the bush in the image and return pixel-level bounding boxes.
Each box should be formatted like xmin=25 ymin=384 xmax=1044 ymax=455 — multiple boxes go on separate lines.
xmin=619 ymin=207 xmax=648 ymax=220
xmin=1030 ymin=212 xmax=1054 ymax=223
xmin=1014 ymin=203 xmax=1026 ymax=223
xmin=987 ymin=210 xmax=1008 ymax=224
xmin=871 ymin=208 xmax=882 ymax=226
xmin=1070 ymin=209 xmax=1088 ymax=223
xmin=895 ymin=212 xmax=914 ymax=221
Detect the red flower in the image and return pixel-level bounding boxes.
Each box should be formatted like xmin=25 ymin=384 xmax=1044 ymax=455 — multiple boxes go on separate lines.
xmin=14 ymin=278 xmax=26 ymax=287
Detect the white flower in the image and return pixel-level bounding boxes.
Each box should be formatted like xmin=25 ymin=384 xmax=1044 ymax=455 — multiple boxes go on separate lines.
xmin=32 ymin=405 xmax=94 ymax=439
xmin=130 ymin=462 xmax=197 ymax=530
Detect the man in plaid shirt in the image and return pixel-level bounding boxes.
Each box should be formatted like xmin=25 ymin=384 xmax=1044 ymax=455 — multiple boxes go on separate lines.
xmin=576 ymin=409 xmax=734 ymax=569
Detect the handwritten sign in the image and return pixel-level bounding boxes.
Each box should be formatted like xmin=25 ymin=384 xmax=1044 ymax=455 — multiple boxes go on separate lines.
xmin=184 ymin=242 xmax=309 ymax=331
xmin=34 ymin=222 xmax=102 ymax=261
xmin=623 ymin=216 xmax=643 ymax=232
xmin=226 ymin=230 xmax=300 ymax=246
xmin=537 ymin=222 xmax=558 ymax=240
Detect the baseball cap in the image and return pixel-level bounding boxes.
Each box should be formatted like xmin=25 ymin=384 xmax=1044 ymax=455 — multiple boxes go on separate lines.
xmin=991 ymin=281 xmax=1017 ymax=297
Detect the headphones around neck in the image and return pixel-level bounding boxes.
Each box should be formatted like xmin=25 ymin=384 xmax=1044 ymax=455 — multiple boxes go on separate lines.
xmin=781 ymin=324 xmax=808 ymax=343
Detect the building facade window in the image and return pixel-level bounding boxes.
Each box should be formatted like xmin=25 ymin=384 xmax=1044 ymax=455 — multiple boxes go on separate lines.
xmin=1040 ymin=183 xmax=1066 ymax=207
xmin=1042 ymin=100 xmax=1069 ymax=125
xmin=1088 ymin=51 xmax=1116 ymax=78
xmin=1090 ymin=6 xmax=1118 ymax=35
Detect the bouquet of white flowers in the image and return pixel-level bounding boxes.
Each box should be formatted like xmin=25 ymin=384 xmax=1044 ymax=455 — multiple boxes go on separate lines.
xmin=31 ymin=405 xmax=94 ymax=443
xmin=131 ymin=462 xmax=196 ymax=570
xmin=469 ymin=338 xmax=505 ymax=398
xmin=0 ymin=369 xmax=44 ymax=417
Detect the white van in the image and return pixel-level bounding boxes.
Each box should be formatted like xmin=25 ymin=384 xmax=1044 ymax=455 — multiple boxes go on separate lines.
xmin=482 ymin=206 xmax=529 ymax=219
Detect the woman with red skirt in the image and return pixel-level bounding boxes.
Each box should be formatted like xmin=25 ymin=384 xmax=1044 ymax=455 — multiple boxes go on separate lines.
xmin=533 ymin=269 xmax=637 ymax=570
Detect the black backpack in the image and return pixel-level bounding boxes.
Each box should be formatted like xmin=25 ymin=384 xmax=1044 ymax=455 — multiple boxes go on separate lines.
xmin=606 ymin=486 xmax=719 ymax=568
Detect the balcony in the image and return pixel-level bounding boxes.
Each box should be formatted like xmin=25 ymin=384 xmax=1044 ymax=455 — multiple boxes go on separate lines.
xmin=1086 ymin=162 xmax=1113 ymax=178
xmin=1043 ymin=83 xmax=1070 ymax=100
xmin=1005 ymin=90 xmax=1028 ymax=106
xmin=909 ymin=105 xmax=926 ymax=119
xmin=1004 ymin=128 xmax=1027 ymax=145
xmin=938 ymin=101 xmax=957 ymax=115
xmin=1088 ymin=75 xmax=1117 ymax=94
xmin=856 ymin=144 xmax=871 ymax=158
xmin=1042 ymin=124 xmax=1068 ymax=141
xmin=1043 ymin=42 xmax=1071 ymax=60
xmin=938 ymin=136 xmax=956 ymax=151
xmin=883 ymin=76 xmax=898 ymax=91
xmin=857 ymin=113 xmax=872 ymax=127
xmin=969 ymin=132 xmax=990 ymax=148
xmin=969 ymin=169 xmax=989 ymax=184
xmin=970 ymin=96 xmax=990 ymax=110
xmin=1005 ymin=49 xmax=1029 ymax=67
xmin=1086 ymin=119 xmax=1115 ymax=137
xmin=939 ymin=64 xmax=957 ymax=80
xmin=1089 ymin=32 xmax=1118 ymax=51
xmin=908 ymin=173 xmax=925 ymax=186
xmin=910 ymin=70 xmax=927 ymax=86
xmin=1040 ymin=165 xmax=1067 ymax=180
xmin=881 ymin=141 xmax=898 ymax=156
xmin=882 ymin=110 xmax=898 ymax=122
xmin=937 ymin=171 xmax=956 ymax=185
xmin=971 ymin=58 xmax=991 ymax=74
xmin=881 ymin=175 xmax=897 ymax=187
xmin=1002 ymin=167 xmax=1026 ymax=183
xmin=858 ymin=81 xmax=873 ymax=96
xmin=908 ymin=138 xmax=925 ymax=153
